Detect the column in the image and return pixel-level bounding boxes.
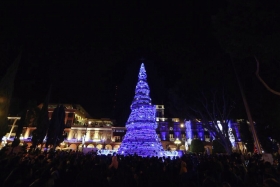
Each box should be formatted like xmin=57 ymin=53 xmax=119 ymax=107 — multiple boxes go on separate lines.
xmin=85 ymin=130 xmax=91 ymax=141
xmin=67 ymin=130 xmax=73 ymax=140
xmin=93 ymin=130 xmax=99 ymax=141
xmin=185 ymin=120 xmax=192 ymax=145
xmin=77 ymin=130 xmax=82 ymax=141
xmin=24 ymin=128 xmax=30 ymax=139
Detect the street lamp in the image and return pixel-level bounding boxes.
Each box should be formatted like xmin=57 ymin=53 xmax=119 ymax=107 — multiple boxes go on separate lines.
xmin=174 ymin=138 xmax=181 ymax=150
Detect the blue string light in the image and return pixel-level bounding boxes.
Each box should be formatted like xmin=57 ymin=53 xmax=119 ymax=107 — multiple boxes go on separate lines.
xmin=118 ymin=63 xmax=164 ymax=157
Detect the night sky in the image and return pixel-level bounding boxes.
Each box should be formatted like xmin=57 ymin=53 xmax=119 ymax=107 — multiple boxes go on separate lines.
xmin=1 ymin=1 xmax=280 ymax=126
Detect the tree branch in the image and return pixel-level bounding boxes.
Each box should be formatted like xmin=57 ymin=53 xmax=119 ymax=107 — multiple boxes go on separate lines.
xmin=255 ymin=56 xmax=280 ymax=96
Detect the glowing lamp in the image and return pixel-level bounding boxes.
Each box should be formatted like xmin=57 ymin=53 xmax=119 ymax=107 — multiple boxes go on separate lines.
xmin=174 ymin=138 xmax=181 ymax=145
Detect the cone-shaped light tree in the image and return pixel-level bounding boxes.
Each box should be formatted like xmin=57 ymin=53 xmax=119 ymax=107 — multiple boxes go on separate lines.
xmin=117 ymin=63 xmax=164 ymax=157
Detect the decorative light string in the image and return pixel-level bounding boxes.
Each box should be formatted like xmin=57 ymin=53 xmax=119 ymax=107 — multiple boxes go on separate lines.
xmin=118 ymin=63 xmax=164 ymax=157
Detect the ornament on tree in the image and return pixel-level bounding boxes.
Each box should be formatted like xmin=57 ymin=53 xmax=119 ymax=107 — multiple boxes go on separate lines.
xmin=118 ymin=63 xmax=164 ymax=157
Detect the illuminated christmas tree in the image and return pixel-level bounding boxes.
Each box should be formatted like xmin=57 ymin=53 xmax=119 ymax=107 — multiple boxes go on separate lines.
xmin=117 ymin=63 xmax=164 ymax=157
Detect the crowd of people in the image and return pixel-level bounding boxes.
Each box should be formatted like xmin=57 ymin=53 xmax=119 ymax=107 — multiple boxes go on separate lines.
xmin=1 ymin=147 xmax=280 ymax=187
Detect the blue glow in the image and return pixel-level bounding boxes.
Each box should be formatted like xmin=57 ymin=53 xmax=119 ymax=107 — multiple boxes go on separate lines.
xmin=228 ymin=120 xmax=236 ymax=147
xmin=207 ymin=121 xmax=216 ymax=140
xmin=174 ymin=132 xmax=180 ymax=139
xmin=197 ymin=123 xmax=204 ymax=140
xmin=160 ymin=132 xmax=166 ymax=140
xmin=233 ymin=120 xmax=241 ymax=141
xmin=117 ymin=63 xmax=164 ymax=157
xmin=185 ymin=120 xmax=241 ymax=147
xmin=185 ymin=120 xmax=192 ymax=144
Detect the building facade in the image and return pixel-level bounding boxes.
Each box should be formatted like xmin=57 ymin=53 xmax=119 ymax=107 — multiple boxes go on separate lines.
xmin=155 ymin=105 xmax=245 ymax=153
xmin=4 ymin=104 xmax=126 ymax=151
xmin=3 ymin=103 xmax=246 ymax=153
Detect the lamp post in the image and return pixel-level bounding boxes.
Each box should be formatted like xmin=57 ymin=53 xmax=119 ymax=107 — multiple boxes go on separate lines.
xmin=174 ymin=138 xmax=181 ymax=150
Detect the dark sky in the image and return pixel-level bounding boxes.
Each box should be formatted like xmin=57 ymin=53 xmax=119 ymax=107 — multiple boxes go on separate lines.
xmin=1 ymin=1 xmax=280 ymax=126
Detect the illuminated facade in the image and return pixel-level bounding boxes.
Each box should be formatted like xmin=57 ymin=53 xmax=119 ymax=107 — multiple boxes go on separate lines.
xmin=183 ymin=119 xmax=242 ymax=151
xmin=155 ymin=106 xmax=186 ymax=150
xmin=155 ymin=105 xmax=243 ymax=152
xmin=4 ymin=103 xmax=244 ymax=153
xmin=3 ymin=104 xmax=125 ymax=151
xmin=2 ymin=66 xmax=243 ymax=153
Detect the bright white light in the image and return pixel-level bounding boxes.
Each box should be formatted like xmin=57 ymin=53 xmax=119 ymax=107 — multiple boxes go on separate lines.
xmin=174 ymin=138 xmax=181 ymax=145
xmin=187 ymin=138 xmax=192 ymax=145
xmin=217 ymin=121 xmax=222 ymax=131
xmin=185 ymin=143 xmax=189 ymax=151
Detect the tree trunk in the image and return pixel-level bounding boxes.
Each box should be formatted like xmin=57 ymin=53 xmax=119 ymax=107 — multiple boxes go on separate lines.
xmin=255 ymin=56 xmax=280 ymax=95
xmin=231 ymin=57 xmax=262 ymax=153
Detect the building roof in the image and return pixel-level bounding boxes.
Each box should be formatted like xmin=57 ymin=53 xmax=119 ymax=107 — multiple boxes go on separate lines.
xmin=39 ymin=103 xmax=92 ymax=118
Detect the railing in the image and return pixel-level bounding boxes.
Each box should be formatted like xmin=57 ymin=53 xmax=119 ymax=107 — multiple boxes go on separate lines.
xmin=67 ymin=124 xmax=111 ymax=128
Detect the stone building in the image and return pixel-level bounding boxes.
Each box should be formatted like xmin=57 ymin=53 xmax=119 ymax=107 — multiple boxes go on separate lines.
xmin=155 ymin=105 xmax=245 ymax=153
xmin=3 ymin=103 xmax=126 ymax=151
xmin=3 ymin=103 xmax=246 ymax=153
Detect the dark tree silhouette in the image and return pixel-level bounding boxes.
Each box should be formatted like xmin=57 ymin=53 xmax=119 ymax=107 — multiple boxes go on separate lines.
xmin=212 ymin=139 xmax=226 ymax=154
xmin=25 ymin=100 xmax=40 ymax=127
xmin=239 ymin=120 xmax=254 ymax=153
xmin=190 ymin=139 xmax=205 ymax=153
xmin=211 ymin=0 xmax=280 ymax=153
xmin=31 ymin=86 xmax=51 ymax=149
xmin=189 ymin=89 xmax=235 ymax=154
xmin=0 ymin=52 xmax=21 ymax=139
xmin=212 ymin=0 xmax=280 ymax=60
xmin=46 ymin=105 xmax=65 ymax=149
